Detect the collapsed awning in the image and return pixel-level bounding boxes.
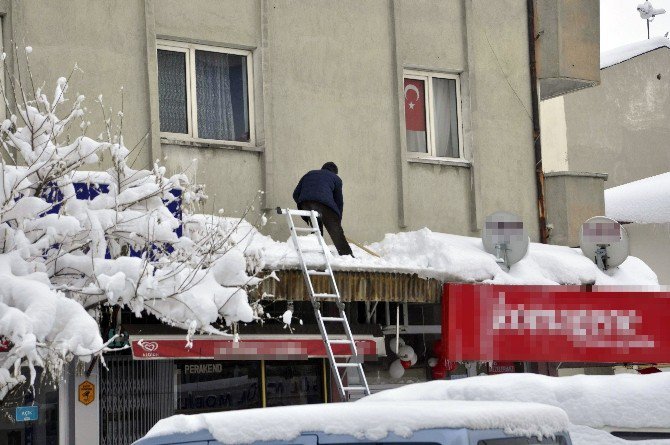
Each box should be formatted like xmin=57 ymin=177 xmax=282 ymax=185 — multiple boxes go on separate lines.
xmin=130 ymin=334 xmax=385 ymax=361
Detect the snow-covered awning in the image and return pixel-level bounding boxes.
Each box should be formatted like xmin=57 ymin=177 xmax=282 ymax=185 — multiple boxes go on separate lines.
xmin=197 ymin=216 xmax=659 ymax=288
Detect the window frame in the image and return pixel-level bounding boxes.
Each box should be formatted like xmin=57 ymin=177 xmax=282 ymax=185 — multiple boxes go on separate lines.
xmin=157 ymin=40 xmax=255 ymax=147
xmin=403 ymin=69 xmax=463 ymax=160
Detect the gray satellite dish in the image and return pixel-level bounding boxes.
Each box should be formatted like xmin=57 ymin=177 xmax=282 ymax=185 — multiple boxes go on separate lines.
xmin=482 ymin=211 xmax=529 ymax=270
xmin=580 ymin=216 xmax=629 ymax=271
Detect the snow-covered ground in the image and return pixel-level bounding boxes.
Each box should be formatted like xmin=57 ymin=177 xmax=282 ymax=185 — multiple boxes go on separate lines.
xmin=141 ymin=400 xmax=569 ymax=444
xmin=360 ymin=373 xmax=670 ymax=445
xmin=202 ymin=216 xmax=659 ymax=286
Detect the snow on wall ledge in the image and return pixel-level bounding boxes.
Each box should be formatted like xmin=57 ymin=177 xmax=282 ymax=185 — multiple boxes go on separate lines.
xmin=605 ymin=171 xmax=670 ymax=224
xmin=143 ymin=400 xmax=569 ymax=444
xmin=601 ymin=36 xmax=670 ymax=69
xmin=207 ymin=216 xmax=659 ymax=286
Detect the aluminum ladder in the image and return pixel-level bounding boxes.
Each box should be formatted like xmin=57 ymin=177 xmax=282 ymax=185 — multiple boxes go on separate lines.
xmin=277 ymin=207 xmax=370 ymax=400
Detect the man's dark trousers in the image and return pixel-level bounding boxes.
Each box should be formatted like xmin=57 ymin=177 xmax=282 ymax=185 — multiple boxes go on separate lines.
xmin=297 ymin=201 xmax=353 ymax=256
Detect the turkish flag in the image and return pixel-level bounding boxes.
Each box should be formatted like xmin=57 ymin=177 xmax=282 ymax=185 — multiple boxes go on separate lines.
xmin=404 ymin=79 xmax=427 ymax=152
xmin=404 ymin=79 xmax=426 ymax=131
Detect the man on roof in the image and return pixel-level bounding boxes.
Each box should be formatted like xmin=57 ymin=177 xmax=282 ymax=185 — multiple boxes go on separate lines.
xmin=292 ymin=162 xmax=354 ymax=257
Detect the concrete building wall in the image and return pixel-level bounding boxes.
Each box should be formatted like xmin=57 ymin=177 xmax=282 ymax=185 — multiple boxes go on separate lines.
xmin=626 ymin=222 xmax=670 ymax=285
xmin=10 ymin=0 xmax=152 ymax=168
xmin=562 ymin=49 xmax=670 ymax=188
xmin=9 ymin=0 xmax=540 ymax=246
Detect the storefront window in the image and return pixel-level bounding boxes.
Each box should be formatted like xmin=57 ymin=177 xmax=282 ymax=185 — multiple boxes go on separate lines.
xmin=176 ymin=361 xmax=261 ymax=414
xmin=0 ymin=368 xmax=59 ymax=444
xmin=265 ymin=359 xmax=325 ymax=406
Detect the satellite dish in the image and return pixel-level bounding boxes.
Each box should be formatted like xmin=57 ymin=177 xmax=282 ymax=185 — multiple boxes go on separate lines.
xmin=638 ymin=1 xmax=666 ymax=20
xmin=580 ymin=216 xmax=629 ymax=271
xmin=482 ymin=212 xmax=529 ymax=270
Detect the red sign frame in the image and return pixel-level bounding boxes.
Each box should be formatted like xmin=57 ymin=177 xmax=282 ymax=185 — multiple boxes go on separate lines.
xmin=445 ymin=284 xmax=670 ymax=363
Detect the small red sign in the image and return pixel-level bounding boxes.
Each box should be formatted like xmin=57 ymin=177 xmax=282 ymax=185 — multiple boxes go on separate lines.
xmin=0 ymin=338 xmax=11 ymax=352
xmin=131 ymin=337 xmax=378 ymax=360
xmin=446 ymin=284 xmax=670 ymax=363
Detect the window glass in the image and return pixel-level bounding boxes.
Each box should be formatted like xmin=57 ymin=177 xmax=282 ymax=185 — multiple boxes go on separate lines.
xmin=176 ymin=361 xmax=261 ymax=414
xmin=0 ymin=368 xmax=59 ymax=444
xmin=478 ymin=436 xmax=566 ymax=445
xmin=611 ymin=431 xmax=670 ymax=440
xmin=432 ymin=77 xmax=459 ymax=158
xmin=195 ymin=50 xmax=249 ymax=142
xmin=404 ymin=78 xmax=427 ymax=153
xmin=265 ymin=359 xmax=324 ymax=407
xmin=157 ymin=49 xmax=188 ymax=134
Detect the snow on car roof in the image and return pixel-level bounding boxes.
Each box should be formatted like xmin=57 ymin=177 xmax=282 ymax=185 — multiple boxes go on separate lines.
xmin=360 ymin=373 xmax=670 ymax=430
xmin=142 ymin=400 xmax=569 ymax=444
xmin=601 ymin=36 xmax=670 ymax=69
xmin=605 ymin=171 xmax=670 ymax=224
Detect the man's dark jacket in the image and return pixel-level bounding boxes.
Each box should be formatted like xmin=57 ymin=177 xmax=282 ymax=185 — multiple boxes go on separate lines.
xmin=293 ymin=168 xmax=344 ymax=218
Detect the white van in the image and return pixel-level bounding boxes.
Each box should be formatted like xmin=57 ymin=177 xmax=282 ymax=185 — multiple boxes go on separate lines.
xmin=134 ymin=400 xmax=572 ymax=445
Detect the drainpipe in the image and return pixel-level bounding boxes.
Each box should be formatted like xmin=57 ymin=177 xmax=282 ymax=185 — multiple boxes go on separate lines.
xmin=527 ymin=0 xmax=549 ymax=244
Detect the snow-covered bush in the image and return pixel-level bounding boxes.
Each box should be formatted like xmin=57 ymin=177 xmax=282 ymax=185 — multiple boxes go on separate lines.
xmin=0 ymin=53 xmax=260 ymax=399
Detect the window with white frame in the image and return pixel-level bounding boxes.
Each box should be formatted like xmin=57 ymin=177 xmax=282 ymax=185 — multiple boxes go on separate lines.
xmin=157 ymin=42 xmax=254 ymax=145
xmin=403 ymin=71 xmax=462 ymax=159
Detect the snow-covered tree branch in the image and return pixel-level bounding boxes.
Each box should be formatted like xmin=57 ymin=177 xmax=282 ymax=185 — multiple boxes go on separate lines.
xmin=0 ymin=49 xmax=261 ymax=399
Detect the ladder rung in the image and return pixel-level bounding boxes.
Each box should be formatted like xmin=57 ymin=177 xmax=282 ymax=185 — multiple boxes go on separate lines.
xmin=277 ymin=208 xmax=317 ymax=217
xmin=321 ymin=316 xmax=345 ymax=322
xmin=335 ymin=362 xmax=360 ymax=367
xmin=294 ymin=227 xmax=318 ymax=233
xmin=313 ymin=293 xmax=338 ymax=299
xmin=328 ymin=339 xmax=353 ymax=344
xmin=307 ymin=270 xmax=330 ymax=276
xmin=343 ymin=386 xmax=368 ymax=391
xmin=301 ymin=247 xmax=324 ymax=253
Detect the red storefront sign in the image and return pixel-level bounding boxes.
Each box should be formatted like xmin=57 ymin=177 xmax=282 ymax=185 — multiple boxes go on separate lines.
xmin=130 ymin=335 xmax=379 ymax=360
xmin=445 ymin=284 xmax=670 ymax=363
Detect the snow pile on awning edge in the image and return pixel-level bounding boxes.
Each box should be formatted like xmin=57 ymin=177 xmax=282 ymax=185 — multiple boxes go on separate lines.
xmin=198 ymin=215 xmax=659 ymax=286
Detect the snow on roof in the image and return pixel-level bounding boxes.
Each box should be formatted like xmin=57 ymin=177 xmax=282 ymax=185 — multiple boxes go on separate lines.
xmin=601 ymin=36 xmax=670 ymax=69
xmin=360 ymin=373 xmax=670 ymax=430
xmin=605 ymin=171 xmax=670 ymax=224
xmin=142 ymin=400 xmax=569 ymax=444
xmin=199 ymin=216 xmax=658 ymax=286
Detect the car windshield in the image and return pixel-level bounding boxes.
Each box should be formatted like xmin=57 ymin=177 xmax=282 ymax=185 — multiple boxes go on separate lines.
xmin=477 ymin=437 xmax=567 ymax=445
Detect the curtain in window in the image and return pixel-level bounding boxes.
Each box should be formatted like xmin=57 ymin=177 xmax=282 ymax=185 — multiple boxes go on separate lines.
xmin=157 ymin=50 xmax=188 ymax=134
xmin=433 ymin=78 xmax=459 ymax=158
xmin=196 ymin=50 xmax=235 ymax=141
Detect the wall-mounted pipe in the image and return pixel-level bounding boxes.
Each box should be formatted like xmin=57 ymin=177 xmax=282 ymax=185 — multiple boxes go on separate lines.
xmin=527 ymin=0 xmax=549 ymax=244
